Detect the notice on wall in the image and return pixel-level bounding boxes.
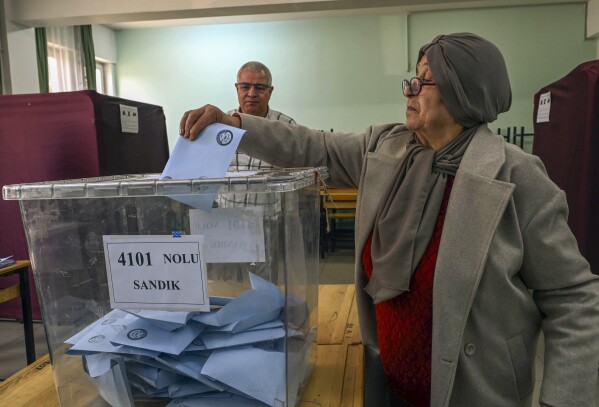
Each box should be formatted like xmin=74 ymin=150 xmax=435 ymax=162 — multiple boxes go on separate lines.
xmin=103 ymin=235 xmax=209 ymax=312
xmin=189 ymin=207 xmax=266 ymax=263
xmin=120 ymin=104 xmax=139 ymax=133
xmin=536 ymin=92 xmax=551 ymax=123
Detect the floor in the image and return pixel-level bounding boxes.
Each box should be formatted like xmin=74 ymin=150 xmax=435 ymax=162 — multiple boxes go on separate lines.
xmin=0 ymin=319 xmax=49 ymax=380
xmin=0 ymin=246 xmax=596 ymax=406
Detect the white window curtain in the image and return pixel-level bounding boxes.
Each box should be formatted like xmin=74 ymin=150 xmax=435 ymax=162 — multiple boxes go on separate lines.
xmin=46 ymin=26 xmax=85 ymax=92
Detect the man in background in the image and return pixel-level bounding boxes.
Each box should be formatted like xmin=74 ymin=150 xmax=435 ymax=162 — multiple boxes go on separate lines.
xmin=228 ymin=61 xmax=296 ymax=170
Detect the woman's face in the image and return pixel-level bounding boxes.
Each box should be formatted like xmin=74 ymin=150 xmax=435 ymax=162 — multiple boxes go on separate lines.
xmin=405 ymin=56 xmax=457 ymax=134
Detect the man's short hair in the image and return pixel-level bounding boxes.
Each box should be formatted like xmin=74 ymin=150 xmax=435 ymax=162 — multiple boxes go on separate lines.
xmin=237 ymin=61 xmax=272 ymax=86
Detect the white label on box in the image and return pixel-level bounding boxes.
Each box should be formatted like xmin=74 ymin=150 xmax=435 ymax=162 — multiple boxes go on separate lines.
xmin=120 ymin=104 xmax=139 ymax=133
xmin=189 ymin=207 xmax=266 ymax=263
xmin=536 ymin=91 xmax=551 ymax=123
xmin=103 ymin=235 xmax=209 ymax=312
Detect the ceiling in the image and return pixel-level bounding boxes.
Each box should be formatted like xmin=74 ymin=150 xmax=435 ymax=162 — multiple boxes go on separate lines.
xmin=6 ymin=0 xmax=582 ymax=29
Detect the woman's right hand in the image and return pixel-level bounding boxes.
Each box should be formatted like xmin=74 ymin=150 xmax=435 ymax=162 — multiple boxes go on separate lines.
xmin=179 ymin=104 xmax=241 ymax=141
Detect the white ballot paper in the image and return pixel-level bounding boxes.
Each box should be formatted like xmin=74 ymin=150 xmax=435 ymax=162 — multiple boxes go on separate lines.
xmin=110 ymin=317 xmax=204 ymax=355
xmin=65 ymin=309 xmax=135 ymax=345
xmin=130 ymin=374 xmax=170 ymax=397
xmin=190 ymin=207 xmax=266 ymax=263
xmin=167 ymin=393 xmax=268 ymax=407
xmin=161 ymin=124 xmax=246 ymax=211
xmin=64 ymin=270 xmax=308 ymax=406
xmin=200 ymin=327 xmax=286 ymax=350
xmin=68 ymin=319 xmax=136 ymax=354
xmin=67 ymin=319 xmax=160 ymax=358
xmin=68 ymin=323 xmax=161 ymax=357
xmin=205 ymin=319 xmax=283 ymax=334
xmin=127 ymin=362 xmax=183 ymax=389
xmin=167 ymin=379 xmax=216 ymax=398
xmin=84 ymin=353 xmax=124 ymax=378
xmin=191 ymin=289 xmax=282 ymax=329
xmin=123 ymin=309 xmax=192 ymax=331
xmin=202 ymin=347 xmax=285 ymax=406
xmin=87 ymin=355 xmax=135 ymax=407
xmin=156 ymin=353 xmax=225 ymax=391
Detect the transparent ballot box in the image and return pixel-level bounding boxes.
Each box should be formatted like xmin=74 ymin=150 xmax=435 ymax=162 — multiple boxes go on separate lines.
xmin=3 ymin=168 xmax=326 ymax=407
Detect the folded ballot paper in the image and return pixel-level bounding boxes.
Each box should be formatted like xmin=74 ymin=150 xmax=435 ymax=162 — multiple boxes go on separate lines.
xmin=67 ymin=272 xmax=311 ymax=407
xmin=160 ymin=123 xmax=246 ymax=211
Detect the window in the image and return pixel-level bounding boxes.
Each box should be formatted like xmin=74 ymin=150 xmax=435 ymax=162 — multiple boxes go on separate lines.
xmin=95 ymin=59 xmax=115 ymax=95
xmin=0 ymin=3 xmax=6 ymax=94
xmin=95 ymin=62 xmax=104 ymax=93
xmin=0 ymin=45 xmax=4 ymax=94
xmin=46 ymin=26 xmax=85 ymax=92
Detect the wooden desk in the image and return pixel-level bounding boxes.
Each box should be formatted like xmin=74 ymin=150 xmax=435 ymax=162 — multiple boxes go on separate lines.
xmin=0 ymin=260 xmax=35 ymax=364
xmin=0 ymin=284 xmax=363 ymax=407
xmin=320 ymin=188 xmax=359 ymax=256
xmin=321 ymin=188 xmax=358 ymax=214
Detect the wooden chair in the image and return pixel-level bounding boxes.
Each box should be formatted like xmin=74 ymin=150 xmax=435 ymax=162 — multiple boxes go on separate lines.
xmin=0 ymin=260 xmax=36 ymax=364
xmin=320 ymin=187 xmax=358 ymax=257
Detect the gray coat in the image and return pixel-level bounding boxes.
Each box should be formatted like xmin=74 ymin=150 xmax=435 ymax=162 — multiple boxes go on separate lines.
xmin=238 ymin=114 xmax=599 ymax=406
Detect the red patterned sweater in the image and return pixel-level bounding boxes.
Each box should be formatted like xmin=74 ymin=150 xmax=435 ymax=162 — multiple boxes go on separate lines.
xmin=361 ymin=176 xmax=454 ymax=406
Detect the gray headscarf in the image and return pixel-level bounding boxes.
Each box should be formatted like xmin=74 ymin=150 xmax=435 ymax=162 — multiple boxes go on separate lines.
xmin=365 ymin=33 xmax=512 ymax=303
xmin=419 ymin=32 xmax=512 ymax=127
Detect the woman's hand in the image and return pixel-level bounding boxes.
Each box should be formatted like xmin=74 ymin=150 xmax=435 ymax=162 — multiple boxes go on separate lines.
xmin=179 ymin=104 xmax=241 ymax=141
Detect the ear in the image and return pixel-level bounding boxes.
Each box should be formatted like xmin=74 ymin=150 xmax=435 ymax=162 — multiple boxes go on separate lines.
xmin=268 ymin=86 xmax=274 ymax=97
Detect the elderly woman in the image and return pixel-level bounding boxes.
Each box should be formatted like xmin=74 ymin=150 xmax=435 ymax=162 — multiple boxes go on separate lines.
xmin=179 ymin=33 xmax=599 ymax=407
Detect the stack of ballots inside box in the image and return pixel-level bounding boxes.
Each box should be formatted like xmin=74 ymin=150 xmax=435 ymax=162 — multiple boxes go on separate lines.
xmin=65 ymin=272 xmax=311 ymax=407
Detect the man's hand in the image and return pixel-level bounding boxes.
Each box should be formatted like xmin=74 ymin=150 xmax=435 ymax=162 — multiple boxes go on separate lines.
xmin=179 ymin=104 xmax=241 ymax=141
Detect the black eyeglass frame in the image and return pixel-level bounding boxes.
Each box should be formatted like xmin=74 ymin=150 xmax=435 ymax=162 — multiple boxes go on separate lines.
xmin=235 ymin=82 xmax=272 ymax=92
xmin=402 ymin=77 xmax=436 ymax=97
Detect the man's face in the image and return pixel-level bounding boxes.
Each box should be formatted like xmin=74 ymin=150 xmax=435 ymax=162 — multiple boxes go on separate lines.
xmin=235 ymin=68 xmax=273 ymax=117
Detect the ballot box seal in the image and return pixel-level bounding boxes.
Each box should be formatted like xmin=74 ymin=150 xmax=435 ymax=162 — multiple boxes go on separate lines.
xmin=127 ymin=328 xmax=148 ymax=340
xmin=88 ymin=335 xmax=105 ymax=343
xmin=216 ymin=130 xmax=233 ymax=146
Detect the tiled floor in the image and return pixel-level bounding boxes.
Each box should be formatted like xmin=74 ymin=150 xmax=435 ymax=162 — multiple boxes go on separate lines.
xmin=0 ymin=248 xmax=596 ymax=406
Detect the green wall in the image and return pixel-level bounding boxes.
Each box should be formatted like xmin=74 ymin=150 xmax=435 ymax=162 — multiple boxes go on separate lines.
xmin=115 ymin=4 xmax=596 ymax=152
xmin=409 ymin=5 xmax=596 ymax=148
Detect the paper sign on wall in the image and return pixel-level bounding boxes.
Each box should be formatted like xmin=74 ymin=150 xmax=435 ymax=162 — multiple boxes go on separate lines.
xmin=536 ymin=92 xmax=551 ymax=123
xmin=189 ymin=207 xmax=266 ymax=263
xmin=103 ymin=235 xmax=209 ymax=312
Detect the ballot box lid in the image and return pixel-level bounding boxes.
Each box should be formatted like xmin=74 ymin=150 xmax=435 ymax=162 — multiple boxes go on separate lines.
xmin=3 ymin=167 xmax=328 ymax=200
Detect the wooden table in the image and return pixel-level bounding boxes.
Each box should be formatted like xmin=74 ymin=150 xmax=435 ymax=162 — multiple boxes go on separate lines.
xmin=320 ymin=188 xmax=359 ymax=256
xmin=301 ymin=283 xmax=363 ymax=406
xmin=0 ymin=284 xmax=363 ymax=407
xmin=0 ymin=260 xmax=35 ymax=364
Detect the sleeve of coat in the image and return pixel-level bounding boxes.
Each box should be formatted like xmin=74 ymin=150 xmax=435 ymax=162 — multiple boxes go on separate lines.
xmin=237 ymin=114 xmax=391 ymax=188
xmin=520 ymin=186 xmax=599 ymax=406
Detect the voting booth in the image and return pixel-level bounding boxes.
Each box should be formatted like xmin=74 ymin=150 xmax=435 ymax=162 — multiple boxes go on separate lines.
xmin=0 ymin=90 xmax=170 ymax=321
xmin=3 ymin=168 xmax=325 ymax=407
xmin=532 ymin=60 xmax=599 ymax=274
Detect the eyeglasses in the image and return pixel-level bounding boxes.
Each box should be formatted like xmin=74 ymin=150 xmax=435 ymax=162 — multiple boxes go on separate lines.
xmin=236 ymin=82 xmax=272 ymax=93
xmin=402 ymin=77 xmax=436 ymax=97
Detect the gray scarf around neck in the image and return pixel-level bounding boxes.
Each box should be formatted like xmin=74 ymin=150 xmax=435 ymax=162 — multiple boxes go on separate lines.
xmin=364 ymin=125 xmax=479 ymax=303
